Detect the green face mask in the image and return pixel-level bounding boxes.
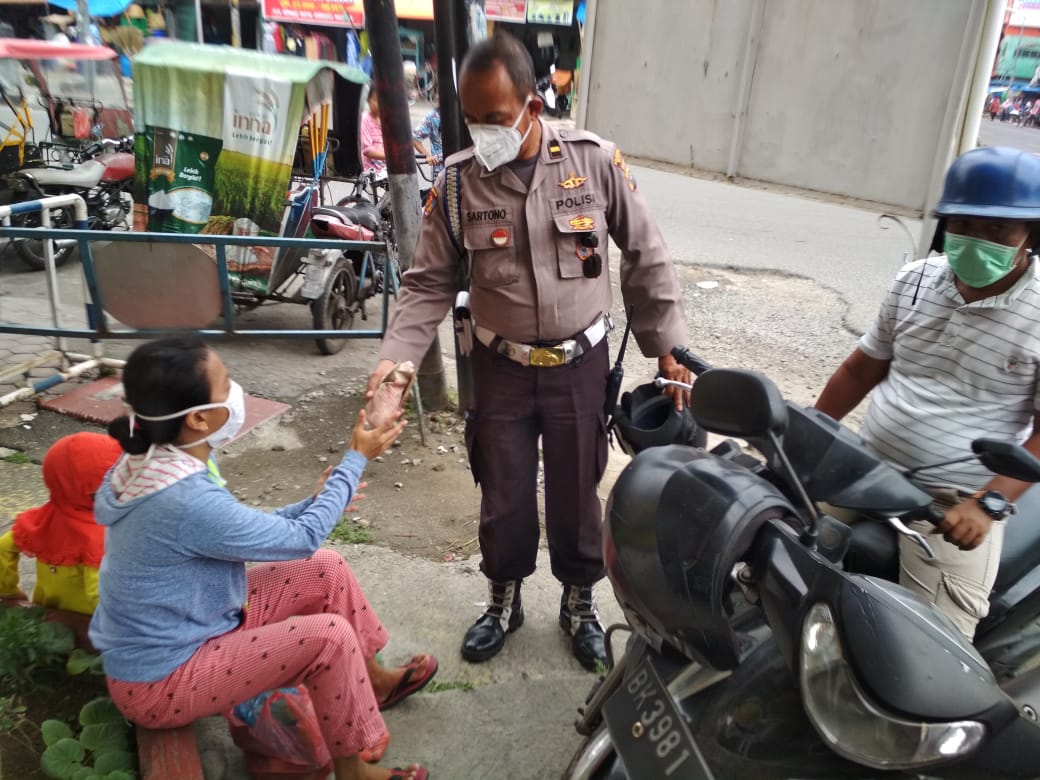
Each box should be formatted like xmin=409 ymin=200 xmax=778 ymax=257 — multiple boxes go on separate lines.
xmin=944 ymin=232 xmax=1023 ymax=288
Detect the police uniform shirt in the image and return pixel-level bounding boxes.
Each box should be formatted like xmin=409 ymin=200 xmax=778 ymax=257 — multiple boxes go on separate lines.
xmin=378 ymin=120 xmax=687 ymax=365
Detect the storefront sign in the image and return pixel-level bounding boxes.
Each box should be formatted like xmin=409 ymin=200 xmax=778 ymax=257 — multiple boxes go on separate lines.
xmin=486 ymin=0 xmax=527 ymax=23
xmin=527 ymin=0 xmax=572 ymax=26
xmin=261 ymin=0 xmax=363 ymax=29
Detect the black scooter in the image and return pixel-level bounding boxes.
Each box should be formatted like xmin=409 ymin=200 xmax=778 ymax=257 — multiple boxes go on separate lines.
xmin=565 ymin=350 xmax=1040 ymax=779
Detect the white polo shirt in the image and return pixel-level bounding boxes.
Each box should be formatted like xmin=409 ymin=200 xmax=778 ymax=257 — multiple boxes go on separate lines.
xmin=859 ymin=256 xmax=1040 ymax=491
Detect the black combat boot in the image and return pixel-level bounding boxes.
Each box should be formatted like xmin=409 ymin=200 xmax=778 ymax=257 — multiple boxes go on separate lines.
xmin=461 ymin=579 xmax=524 ymax=662
xmin=560 ymin=584 xmax=608 ymax=671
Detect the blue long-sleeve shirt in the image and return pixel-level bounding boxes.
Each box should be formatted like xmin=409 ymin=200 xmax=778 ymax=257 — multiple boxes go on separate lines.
xmin=89 ymin=450 xmax=367 ymax=682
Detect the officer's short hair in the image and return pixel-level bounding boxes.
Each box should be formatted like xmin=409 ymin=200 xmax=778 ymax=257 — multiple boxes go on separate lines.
xmin=461 ymin=33 xmax=535 ymax=101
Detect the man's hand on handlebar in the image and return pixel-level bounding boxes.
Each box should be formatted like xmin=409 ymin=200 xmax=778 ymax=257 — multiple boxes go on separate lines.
xmin=658 ymin=353 xmax=692 ymax=411
xmin=936 ymin=499 xmax=994 ymax=551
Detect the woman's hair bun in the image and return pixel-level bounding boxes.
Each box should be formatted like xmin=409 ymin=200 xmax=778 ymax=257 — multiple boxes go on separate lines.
xmin=108 ymin=415 xmax=152 ymax=455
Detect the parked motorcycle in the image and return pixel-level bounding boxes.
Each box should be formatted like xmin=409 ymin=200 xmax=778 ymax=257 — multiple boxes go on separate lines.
xmin=565 ymin=348 xmax=1040 ymax=779
xmin=538 ymin=64 xmax=571 ymax=119
xmin=4 ymin=136 xmax=135 ymax=270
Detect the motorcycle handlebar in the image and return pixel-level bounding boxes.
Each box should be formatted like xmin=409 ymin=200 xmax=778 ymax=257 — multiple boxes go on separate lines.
xmin=670 ymin=346 xmax=713 ymax=377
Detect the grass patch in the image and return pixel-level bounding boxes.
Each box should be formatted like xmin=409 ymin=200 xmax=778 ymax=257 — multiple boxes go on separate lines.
xmin=3 ymin=452 xmax=31 ymax=465
xmin=425 ymin=680 xmax=475 ymax=694
xmin=327 ymin=519 xmax=373 ymax=545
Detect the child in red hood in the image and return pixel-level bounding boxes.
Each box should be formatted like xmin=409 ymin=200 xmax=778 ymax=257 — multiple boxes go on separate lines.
xmin=0 ymin=432 xmax=123 ymax=614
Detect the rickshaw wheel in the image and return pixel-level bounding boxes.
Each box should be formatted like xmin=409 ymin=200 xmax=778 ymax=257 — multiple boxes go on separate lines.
xmin=312 ymin=257 xmax=358 ymax=356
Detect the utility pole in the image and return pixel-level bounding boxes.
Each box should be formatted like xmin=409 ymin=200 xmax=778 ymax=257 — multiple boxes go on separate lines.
xmin=433 ymin=0 xmax=476 ymax=410
xmin=364 ymin=0 xmax=450 ymax=410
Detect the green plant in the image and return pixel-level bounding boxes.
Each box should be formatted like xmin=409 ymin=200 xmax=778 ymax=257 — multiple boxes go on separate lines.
xmin=40 ymin=697 xmax=136 ymax=780
xmin=0 ymin=606 xmax=74 ymax=691
xmin=425 ymin=680 xmax=475 ymax=694
xmin=3 ymin=451 xmax=31 ymax=464
xmin=0 ymin=693 xmax=37 ymax=754
xmin=327 ymin=519 xmax=373 ymax=545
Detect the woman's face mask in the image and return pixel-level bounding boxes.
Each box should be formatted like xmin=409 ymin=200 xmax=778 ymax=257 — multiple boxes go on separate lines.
xmin=129 ymin=380 xmax=247 ymax=450
xmin=467 ymin=96 xmax=533 ymax=172
xmin=944 ymin=232 xmax=1025 ymax=289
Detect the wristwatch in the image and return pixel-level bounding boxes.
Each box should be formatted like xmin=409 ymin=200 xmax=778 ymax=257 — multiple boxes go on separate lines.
xmin=973 ymin=489 xmax=1013 ymax=521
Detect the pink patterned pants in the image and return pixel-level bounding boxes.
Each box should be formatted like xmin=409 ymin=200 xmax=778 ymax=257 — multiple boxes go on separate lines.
xmin=106 ymin=549 xmax=389 ymax=757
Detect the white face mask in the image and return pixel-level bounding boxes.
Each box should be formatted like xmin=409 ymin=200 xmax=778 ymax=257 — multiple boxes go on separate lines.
xmin=468 ymin=96 xmax=533 ymax=172
xmin=129 ymin=380 xmax=246 ymax=450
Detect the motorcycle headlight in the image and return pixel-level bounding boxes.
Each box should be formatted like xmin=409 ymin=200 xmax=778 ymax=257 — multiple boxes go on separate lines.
xmin=800 ymin=602 xmax=985 ymax=770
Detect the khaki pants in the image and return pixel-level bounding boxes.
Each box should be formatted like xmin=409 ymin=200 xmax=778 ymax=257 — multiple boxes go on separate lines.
xmin=828 ymin=487 xmax=1003 ymax=640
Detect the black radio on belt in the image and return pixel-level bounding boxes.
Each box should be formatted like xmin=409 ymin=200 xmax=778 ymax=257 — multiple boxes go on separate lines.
xmin=578 ymin=233 xmax=602 ymax=279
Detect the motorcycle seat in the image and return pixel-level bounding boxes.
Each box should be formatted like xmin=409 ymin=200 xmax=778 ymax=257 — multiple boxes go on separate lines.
xmin=313 ymin=205 xmax=380 ymax=233
xmin=21 ymin=159 xmax=105 ymax=188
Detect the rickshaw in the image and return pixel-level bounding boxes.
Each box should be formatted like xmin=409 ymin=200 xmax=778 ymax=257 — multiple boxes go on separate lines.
xmin=131 ymin=41 xmax=379 ymax=354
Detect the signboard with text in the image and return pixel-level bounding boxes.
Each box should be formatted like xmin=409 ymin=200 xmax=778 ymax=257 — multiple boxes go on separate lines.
xmin=486 ymin=0 xmax=527 ymax=22
xmin=527 ymin=0 xmax=572 ymax=26
xmin=261 ymin=0 xmax=363 ymax=29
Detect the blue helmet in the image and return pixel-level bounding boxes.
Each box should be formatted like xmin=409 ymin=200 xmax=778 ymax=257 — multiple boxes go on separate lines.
xmin=934 ymin=147 xmax=1040 ymax=219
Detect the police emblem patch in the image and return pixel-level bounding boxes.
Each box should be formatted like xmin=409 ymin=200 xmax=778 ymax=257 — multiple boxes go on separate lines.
xmin=491 ymin=227 xmax=510 ymax=247
xmin=423 ymin=186 xmax=438 ymax=218
xmin=569 ymin=215 xmax=595 ymax=231
xmin=558 ymin=171 xmax=588 ymax=190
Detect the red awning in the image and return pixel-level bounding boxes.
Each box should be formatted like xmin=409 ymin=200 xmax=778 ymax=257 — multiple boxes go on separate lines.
xmin=0 ymin=39 xmax=118 ymax=60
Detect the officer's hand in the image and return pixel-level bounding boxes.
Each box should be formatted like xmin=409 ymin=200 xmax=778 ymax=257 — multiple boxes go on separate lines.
xmin=365 ymin=359 xmax=398 ymax=401
xmin=425 ymin=154 xmax=438 ymax=167
xmin=658 ymin=354 xmax=692 ymax=411
xmin=936 ymin=499 xmax=993 ymax=551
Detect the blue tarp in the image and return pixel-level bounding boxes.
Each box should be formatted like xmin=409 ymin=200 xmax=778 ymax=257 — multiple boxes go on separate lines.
xmin=47 ymin=0 xmax=133 ymax=20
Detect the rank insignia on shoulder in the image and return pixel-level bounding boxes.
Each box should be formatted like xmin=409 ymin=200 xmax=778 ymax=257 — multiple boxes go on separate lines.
xmin=569 ymin=214 xmax=595 ymax=231
xmin=491 ymin=227 xmax=510 ymax=247
xmin=558 ymin=171 xmax=588 ymax=190
xmin=613 ymin=148 xmax=637 ymax=192
xmin=548 ymin=140 xmax=563 ymax=160
xmin=423 ymin=186 xmax=438 ymax=218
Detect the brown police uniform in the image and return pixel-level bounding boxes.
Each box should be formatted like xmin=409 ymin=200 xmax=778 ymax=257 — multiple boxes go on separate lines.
xmin=378 ymin=119 xmax=686 ymax=586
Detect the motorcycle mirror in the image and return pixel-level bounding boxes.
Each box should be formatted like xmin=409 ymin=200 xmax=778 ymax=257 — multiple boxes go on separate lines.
xmin=689 ymin=368 xmax=788 ymax=438
xmin=972 ymin=438 xmax=1040 ymax=482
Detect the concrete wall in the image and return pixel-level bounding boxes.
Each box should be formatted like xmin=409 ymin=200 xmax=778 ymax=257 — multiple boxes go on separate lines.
xmin=582 ymin=0 xmax=977 ymax=211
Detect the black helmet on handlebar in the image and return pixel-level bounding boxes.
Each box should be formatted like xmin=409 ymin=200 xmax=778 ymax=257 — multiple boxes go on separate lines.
xmin=611 ymin=382 xmax=706 ymax=457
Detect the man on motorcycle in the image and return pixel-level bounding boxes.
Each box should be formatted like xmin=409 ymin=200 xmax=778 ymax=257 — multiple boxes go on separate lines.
xmin=815 ymin=146 xmax=1040 ymax=638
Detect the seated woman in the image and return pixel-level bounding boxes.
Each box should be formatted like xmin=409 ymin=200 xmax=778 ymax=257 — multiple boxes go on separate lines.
xmin=89 ymin=336 xmax=433 ymax=780
xmin=0 ymin=432 xmax=123 ymax=644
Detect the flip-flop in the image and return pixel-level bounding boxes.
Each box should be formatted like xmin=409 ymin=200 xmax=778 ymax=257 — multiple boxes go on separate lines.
xmin=389 ymin=767 xmax=429 ymax=780
xmin=359 ymin=730 xmax=390 ymax=763
xmin=379 ymin=654 xmax=439 ymax=711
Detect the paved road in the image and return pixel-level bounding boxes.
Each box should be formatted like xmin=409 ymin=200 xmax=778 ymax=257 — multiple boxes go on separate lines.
xmin=978 ymin=115 xmax=1040 ymax=154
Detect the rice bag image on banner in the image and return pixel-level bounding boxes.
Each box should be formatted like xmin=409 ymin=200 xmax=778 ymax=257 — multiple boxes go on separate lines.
xmin=144 ymin=125 xmax=223 ymax=233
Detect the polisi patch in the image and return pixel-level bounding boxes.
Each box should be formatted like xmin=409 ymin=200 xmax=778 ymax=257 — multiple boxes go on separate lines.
xmin=558 ymin=171 xmax=588 ymax=190
xmin=554 ymin=193 xmax=595 ymax=211
xmin=491 ymin=227 xmax=510 ymax=247
xmin=569 ymin=215 xmax=595 ymax=231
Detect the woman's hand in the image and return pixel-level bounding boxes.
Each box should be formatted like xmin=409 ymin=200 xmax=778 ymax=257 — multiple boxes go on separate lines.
xmin=349 ymin=408 xmax=407 ymax=460
xmin=313 ymin=465 xmax=367 ymax=507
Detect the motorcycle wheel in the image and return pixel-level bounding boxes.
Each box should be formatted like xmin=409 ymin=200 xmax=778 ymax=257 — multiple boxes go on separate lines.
xmin=13 ymin=205 xmax=76 ymax=271
xmin=311 ymin=257 xmax=358 ymax=355
xmin=562 ymin=725 xmax=620 ymax=780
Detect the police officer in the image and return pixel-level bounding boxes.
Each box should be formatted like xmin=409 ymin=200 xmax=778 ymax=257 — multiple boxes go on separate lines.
xmin=366 ymin=34 xmax=690 ymax=670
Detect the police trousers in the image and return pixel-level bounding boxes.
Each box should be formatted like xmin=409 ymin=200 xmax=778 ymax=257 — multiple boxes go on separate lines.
xmin=465 ymin=338 xmax=610 ymax=585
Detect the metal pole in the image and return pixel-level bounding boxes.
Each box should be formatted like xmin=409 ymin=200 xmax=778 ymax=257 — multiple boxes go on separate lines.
xmin=195 ymin=0 xmax=205 ymax=43
xmin=433 ymin=0 xmax=474 ymax=412
xmin=574 ymin=0 xmax=597 ymax=130
xmin=365 ymin=0 xmax=449 ymax=411
xmin=230 ymin=0 xmax=242 ymax=48
xmin=959 ymin=0 xmax=1006 ymax=154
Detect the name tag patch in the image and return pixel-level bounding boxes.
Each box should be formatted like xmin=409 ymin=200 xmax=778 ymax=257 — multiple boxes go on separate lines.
xmin=466 ymin=208 xmax=509 ymax=223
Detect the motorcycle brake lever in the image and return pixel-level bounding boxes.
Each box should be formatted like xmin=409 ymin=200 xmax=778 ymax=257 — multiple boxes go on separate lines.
xmin=886 ymin=517 xmax=936 ymax=559
xmin=654 ymin=377 xmax=694 ymax=392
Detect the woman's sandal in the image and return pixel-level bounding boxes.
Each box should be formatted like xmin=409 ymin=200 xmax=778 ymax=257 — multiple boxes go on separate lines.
xmin=379 ymin=654 xmax=439 ymax=711
xmin=359 ymin=730 xmax=390 ymax=763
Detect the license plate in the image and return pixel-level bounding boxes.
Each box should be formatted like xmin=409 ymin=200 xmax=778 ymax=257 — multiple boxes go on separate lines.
xmin=603 ymin=658 xmax=713 ymax=780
